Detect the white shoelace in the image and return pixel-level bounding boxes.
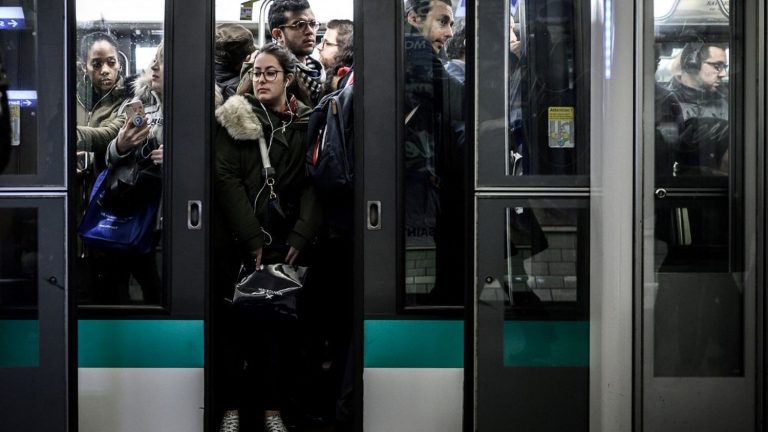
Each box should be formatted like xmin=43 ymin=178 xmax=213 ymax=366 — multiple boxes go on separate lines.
xmin=219 ymin=410 xmax=239 ymax=432
xmin=265 ymin=414 xmax=288 ymax=432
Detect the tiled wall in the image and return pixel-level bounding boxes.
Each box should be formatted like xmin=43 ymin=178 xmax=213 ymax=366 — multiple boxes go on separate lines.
xmin=405 ymin=228 xmax=579 ymax=303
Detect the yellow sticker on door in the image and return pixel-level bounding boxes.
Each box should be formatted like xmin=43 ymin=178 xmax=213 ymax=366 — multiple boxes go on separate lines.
xmin=548 ymin=107 xmax=574 ymax=148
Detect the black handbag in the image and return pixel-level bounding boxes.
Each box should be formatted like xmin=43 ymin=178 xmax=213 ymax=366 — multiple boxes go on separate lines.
xmin=232 ymin=263 xmax=308 ymax=320
xmin=99 ymin=139 xmax=162 ymax=216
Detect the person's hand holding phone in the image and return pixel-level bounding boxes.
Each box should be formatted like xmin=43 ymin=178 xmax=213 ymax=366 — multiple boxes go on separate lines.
xmin=116 ymin=100 xmax=149 ymax=154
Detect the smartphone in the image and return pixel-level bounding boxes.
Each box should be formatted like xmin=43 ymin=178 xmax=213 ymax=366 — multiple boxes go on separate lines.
xmin=124 ymin=99 xmax=145 ymax=127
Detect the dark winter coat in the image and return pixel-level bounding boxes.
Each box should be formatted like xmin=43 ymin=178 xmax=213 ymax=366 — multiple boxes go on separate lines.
xmin=214 ymin=94 xmax=320 ymax=259
xmin=656 ymin=76 xmax=729 ymax=176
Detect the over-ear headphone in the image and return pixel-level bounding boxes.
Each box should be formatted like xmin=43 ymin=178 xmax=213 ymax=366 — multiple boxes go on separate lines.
xmin=681 ymin=41 xmax=705 ymax=74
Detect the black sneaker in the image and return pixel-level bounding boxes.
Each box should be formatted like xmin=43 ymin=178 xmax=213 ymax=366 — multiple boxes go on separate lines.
xmin=265 ymin=414 xmax=289 ymax=432
xmin=219 ymin=410 xmax=239 ymax=432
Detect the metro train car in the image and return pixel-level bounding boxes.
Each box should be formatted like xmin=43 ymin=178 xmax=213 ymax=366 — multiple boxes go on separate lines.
xmin=0 ymin=0 xmax=765 ymax=431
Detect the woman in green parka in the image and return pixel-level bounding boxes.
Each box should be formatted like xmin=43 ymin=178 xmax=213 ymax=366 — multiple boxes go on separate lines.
xmin=76 ymin=32 xmax=127 ymax=174
xmin=213 ymin=42 xmax=320 ymax=432
xmin=74 ymin=32 xmax=129 ymax=303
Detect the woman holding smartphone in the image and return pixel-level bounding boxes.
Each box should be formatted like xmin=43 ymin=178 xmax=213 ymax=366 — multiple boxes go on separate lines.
xmin=94 ymin=43 xmax=165 ymax=305
xmin=214 ymin=42 xmax=320 ymax=432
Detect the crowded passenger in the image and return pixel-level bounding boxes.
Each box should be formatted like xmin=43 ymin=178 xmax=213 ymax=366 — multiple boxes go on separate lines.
xmin=404 ymin=0 xmax=466 ymax=305
xmin=76 ymin=32 xmax=127 ymax=174
xmin=214 ymin=42 xmax=320 ymax=432
xmin=95 ymin=43 xmax=164 ymax=305
xmin=302 ymin=18 xmax=356 ymax=430
xmin=656 ymin=41 xmax=729 ymax=177
xmin=215 ymin=23 xmax=256 ymax=102
xmin=318 ymin=19 xmax=354 ymax=92
xmin=653 ymin=39 xmax=739 ymax=376
xmin=323 ymin=40 xmax=354 ymax=93
xmin=444 ymin=24 xmax=465 ymax=83
xmin=238 ymin=0 xmax=326 ymax=106
xmin=317 ymin=19 xmax=353 ymax=71
xmin=75 ymin=31 xmax=128 ymax=302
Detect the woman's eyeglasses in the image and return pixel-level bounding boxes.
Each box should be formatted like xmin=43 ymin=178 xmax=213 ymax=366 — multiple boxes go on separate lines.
xmin=250 ymin=69 xmax=284 ymax=82
xmin=279 ymin=20 xmax=319 ymax=32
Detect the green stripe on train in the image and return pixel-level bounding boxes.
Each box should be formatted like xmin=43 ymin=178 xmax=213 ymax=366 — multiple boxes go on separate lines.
xmin=364 ymin=320 xmax=588 ymax=368
xmin=0 ymin=320 xmax=39 ymax=367
xmin=364 ymin=320 xmax=464 ymax=368
xmin=78 ymin=320 xmax=203 ymax=368
xmin=503 ymin=320 xmax=589 ymax=367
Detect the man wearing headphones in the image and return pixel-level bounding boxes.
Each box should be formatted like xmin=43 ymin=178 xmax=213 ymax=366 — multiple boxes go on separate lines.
xmin=653 ymin=41 xmax=738 ymax=376
xmin=658 ymin=41 xmax=729 ymax=176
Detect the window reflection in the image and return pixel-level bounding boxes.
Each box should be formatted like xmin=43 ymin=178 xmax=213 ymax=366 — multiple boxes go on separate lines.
xmin=477 ymin=200 xmax=587 ymax=319
xmin=651 ymin=1 xmax=742 ymax=377
xmin=0 ymin=207 xmax=38 ymax=366
xmin=507 ymin=1 xmax=583 ymax=177
xmin=75 ymin=3 xmax=164 ymax=306
xmin=504 ymin=206 xmax=585 ymax=318
xmin=0 ymin=5 xmax=38 ymax=175
xmin=403 ymin=0 xmax=466 ymax=307
xmin=0 ymin=208 xmax=37 ymax=313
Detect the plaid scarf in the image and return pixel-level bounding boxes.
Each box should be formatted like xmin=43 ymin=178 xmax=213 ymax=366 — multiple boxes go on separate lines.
xmin=297 ymin=58 xmax=324 ymax=105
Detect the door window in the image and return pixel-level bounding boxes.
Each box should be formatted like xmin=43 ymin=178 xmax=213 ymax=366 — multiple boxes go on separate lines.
xmin=403 ymin=0 xmax=467 ymax=307
xmin=0 ymin=4 xmax=63 ymax=185
xmin=642 ymin=0 xmax=754 ymax=429
xmin=75 ymin=1 xmax=165 ymax=307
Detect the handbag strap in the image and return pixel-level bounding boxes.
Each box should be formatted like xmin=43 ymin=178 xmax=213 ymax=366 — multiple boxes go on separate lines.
xmin=257 ymin=136 xmax=277 ymax=200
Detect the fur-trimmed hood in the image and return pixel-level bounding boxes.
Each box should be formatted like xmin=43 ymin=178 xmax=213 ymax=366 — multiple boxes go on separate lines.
xmin=131 ymin=70 xmax=162 ymax=107
xmin=215 ymin=94 xmax=310 ymax=142
xmin=215 ymin=95 xmax=264 ymax=141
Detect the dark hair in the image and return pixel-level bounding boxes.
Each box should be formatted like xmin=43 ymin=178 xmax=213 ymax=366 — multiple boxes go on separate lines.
xmin=405 ymin=0 xmax=452 ymax=19
xmin=268 ymin=0 xmax=312 ymax=31
xmin=79 ymin=31 xmax=119 ymax=62
xmin=255 ymin=42 xmax=297 ymax=76
xmin=445 ymin=24 xmax=465 ymax=60
xmin=326 ymin=19 xmax=354 ymax=51
xmin=215 ymin=24 xmax=256 ymax=68
xmin=681 ymin=42 xmax=726 ymax=73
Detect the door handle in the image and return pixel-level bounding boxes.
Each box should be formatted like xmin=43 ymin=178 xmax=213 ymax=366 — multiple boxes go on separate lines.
xmin=187 ymin=200 xmax=202 ymax=230
xmin=367 ymin=200 xmax=381 ymax=230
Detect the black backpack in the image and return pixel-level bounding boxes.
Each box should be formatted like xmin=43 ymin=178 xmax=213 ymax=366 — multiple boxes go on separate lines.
xmin=306 ymin=84 xmax=354 ymax=195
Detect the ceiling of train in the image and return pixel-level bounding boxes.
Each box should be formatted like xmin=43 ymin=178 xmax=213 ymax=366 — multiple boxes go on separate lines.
xmin=75 ymin=0 xmax=353 ymax=23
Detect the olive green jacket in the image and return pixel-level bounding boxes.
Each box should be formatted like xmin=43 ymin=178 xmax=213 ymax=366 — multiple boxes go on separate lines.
xmin=214 ymin=94 xmax=320 ymax=255
xmin=76 ymin=76 xmax=127 ymax=171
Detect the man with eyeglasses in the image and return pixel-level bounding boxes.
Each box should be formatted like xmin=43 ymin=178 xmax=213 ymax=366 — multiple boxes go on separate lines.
xmin=267 ymin=0 xmax=325 ymax=105
xmin=658 ymin=41 xmax=730 ymax=176
xmin=317 ymin=19 xmax=353 ymax=71
xmin=653 ymin=40 xmax=740 ymax=378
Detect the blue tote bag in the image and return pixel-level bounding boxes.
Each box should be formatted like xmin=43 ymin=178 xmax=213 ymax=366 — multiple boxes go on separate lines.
xmin=78 ymin=168 xmax=159 ymax=254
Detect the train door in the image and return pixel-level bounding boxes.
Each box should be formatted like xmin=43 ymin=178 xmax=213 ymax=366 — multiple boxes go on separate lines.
xmin=358 ymin=1 xmax=466 ymax=430
xmin=637 ymin=0 xmax=761 ymax=430
xmin=74 ymin=1 xmax=210 ymax=431
xmin=0 ymin=2 xmax=73 ymax=431
xmin=473 ymin=0 xmax=591 ymax=430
